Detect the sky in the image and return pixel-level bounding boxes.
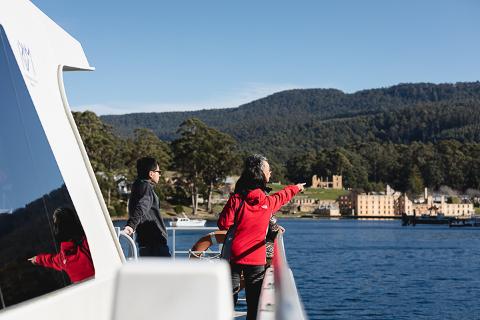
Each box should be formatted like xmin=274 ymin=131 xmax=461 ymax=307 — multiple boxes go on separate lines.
xmin=31 ymin=0 xmax=480 ymax=115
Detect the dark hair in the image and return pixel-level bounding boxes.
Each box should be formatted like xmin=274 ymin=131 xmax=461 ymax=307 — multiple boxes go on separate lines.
xmin=136 ymin=156 xmax=159 ymax=179
xmin=234 ymin=154 xmax=269 ymax=195
xmin=53 ymin=207 xmax=85 ymax=243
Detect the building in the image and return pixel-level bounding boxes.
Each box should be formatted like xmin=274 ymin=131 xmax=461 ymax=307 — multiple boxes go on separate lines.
xmin=338 ymin=193 xmax=354 ymax=215
xmin=354 ymin=185 xmax=401 ymax=217
xmin=311 ymin=175 xmax=343 ymax=189
xmin=290 ymin=196 xmax=318 ymax=213
xmin=314 ymin=204 xmax=341 ymax=217
xmin=282 ymin=197 xmax=338 ymax=216
xmin=114 ymin=175 xmax=130 ymax=196
xmin=220 ymin=175 xmax=240 ymax=195
xmin=399 ymin=188 xmax=474 ymax=217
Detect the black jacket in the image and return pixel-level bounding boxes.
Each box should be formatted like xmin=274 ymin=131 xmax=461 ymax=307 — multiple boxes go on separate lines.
xmin=126 ymin=179 xmax=168 ymax=246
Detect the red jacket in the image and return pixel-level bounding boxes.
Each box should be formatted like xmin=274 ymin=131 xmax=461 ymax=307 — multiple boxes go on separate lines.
xmin=217 ymin=185 xmax=299 ymax=265
xmin=35 ymin=237 xmax=95 ymax=283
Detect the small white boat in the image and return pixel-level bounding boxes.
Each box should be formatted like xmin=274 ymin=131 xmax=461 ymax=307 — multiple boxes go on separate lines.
xmin=169 ymin=214 xmax=206 ymax=227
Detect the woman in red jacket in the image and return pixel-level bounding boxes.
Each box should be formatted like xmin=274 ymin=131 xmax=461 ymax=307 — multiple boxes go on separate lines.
xmin=28 ymin=207 xmax=95 ymax=283
xmin=218 ymin=154 xmax=304 ymax=320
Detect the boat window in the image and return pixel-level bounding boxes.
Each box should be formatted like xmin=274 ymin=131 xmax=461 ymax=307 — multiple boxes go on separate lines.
xmin=0 ymin=26 xmax=94 ymax=310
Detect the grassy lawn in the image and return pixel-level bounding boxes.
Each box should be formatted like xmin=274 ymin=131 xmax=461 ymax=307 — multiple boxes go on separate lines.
xmin=268 ymin=183 xmax=348 ymax=200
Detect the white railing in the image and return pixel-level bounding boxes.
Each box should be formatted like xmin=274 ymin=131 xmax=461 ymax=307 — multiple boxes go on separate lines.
xmin=166 ymin=226 xmax=219 ymax=260
xmin=118 ymin=226 xmax=307 ymax=319
xmin=115 ymin=227 xmax=138 ymax=260
xmin=258 ymin=232 xmax=308 ymax=320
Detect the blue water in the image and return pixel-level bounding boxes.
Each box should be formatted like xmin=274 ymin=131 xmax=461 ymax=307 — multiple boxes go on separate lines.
xmin=282 ymin=219 xmax=480 ymax=320
xmin=115 ymin=219 xmax=480 ymax=320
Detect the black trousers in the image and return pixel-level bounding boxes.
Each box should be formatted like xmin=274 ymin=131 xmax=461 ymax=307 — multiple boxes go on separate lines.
xmin=231 ymin=263 xmax=266 ymax=320
xmin=139 ymin=243 xmax=171 ymax=257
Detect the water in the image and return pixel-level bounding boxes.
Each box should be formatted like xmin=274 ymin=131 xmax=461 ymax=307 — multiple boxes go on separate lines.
xmin=281 ymin=219 xmax=480 ymax=320
xmin=114 ymin=219 xmax=480 ymax=320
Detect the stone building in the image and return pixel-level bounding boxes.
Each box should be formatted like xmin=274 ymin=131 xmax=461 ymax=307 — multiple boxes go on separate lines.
xmin=354 ymin=185 xmax=401 ymax=217
xmin=311 ymin=175 xmax=343 ymax=189
xmin=314 ymin=204 xmax=341 ymax=217
xmin=399 ymin=188 xmax=474 ymax=217
xmin=282 ymin=197 xmax=338 ymax=215
xmin=220 ymin=175 xmax=240 ymax=195
xmin=338 ymin=193 xmax=354 ymax=215
xmin=290 ymin=196 xmax=318 ymax=213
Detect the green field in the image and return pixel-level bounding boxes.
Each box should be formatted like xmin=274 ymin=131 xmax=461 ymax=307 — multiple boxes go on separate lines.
xmin=268 ymin=183 xmax=348 ymax=200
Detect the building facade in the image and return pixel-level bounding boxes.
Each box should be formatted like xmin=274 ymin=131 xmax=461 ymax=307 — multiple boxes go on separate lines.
xmin=355 ymin=193 xmax=398 ymax=217
xmin=353 ymin=185 xmax=401 ymax=217
xmin=338 ymin=194 xmax=354 ymax=215
xmin=311 ymin=175 xmax=343 ymax=189
xmin=399 ymin=189 xmax=474 ymax=217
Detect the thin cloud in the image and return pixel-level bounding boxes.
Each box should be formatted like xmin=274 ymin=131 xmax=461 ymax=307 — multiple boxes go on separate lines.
xmin=71 ymin=82 xmax=309 ymax=115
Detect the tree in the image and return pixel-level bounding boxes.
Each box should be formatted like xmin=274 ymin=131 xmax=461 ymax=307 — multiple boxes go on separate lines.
xmin=285 ymin=150 xmax=317 ymax=184
xmin=408 ymin=165 xmax=424 ymax=196
xmin=127 ymin=128 xmax=172 ymax=200
xmin=73 ymin=111 xmax=123 ymax=208
xmin=201 ymin=132 xmax=240 ymax=213
xmin=128 ymin=128 xmax=171 ymax=172
xmin=172 ymin=118 xmax=240 ymax=215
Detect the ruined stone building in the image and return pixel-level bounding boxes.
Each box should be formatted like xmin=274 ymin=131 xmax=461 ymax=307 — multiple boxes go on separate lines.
xmin=311 ymin=175 xmax=343 ymax=189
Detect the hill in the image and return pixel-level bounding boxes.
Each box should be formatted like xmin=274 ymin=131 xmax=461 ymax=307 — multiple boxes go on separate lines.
xmin=101 ymin=82 xmax=480 ymax=163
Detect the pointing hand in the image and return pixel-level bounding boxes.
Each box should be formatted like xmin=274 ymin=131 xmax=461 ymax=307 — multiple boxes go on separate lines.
xmin=296 ymin=183 xmax=306 ymax=192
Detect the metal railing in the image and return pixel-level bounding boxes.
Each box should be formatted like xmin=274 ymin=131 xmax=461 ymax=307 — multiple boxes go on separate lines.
xmin=166 ymin=226 xmax=220 ymax=260
xmin=115 ymin=227 xmax=138 ymax=260
xmin=117 ymin=226 xmax=307 ymax=319
xmin=258 ymin=232 xmax=308 ymax=320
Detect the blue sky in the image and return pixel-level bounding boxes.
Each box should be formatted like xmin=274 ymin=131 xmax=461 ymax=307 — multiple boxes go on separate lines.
xmin=32 ymin=0 xmax=480 ymax=115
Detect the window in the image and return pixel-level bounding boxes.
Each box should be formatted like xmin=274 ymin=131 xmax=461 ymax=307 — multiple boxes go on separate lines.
xmin=0 ymin=26 xmax=94 ymax=309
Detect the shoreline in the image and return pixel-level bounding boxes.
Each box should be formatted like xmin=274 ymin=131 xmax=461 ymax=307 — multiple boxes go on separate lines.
xmin=110 ymin=213 xmax=404 ymax=222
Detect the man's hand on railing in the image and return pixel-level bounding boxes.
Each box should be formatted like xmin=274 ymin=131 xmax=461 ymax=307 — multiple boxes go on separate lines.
xmin=278 ymin=226 xmax=285 ymax=233
xmin=123 ymin=226 xmax=134 ymax=236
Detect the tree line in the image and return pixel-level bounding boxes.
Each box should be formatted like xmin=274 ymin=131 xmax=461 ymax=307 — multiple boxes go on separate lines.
xmin=73 ymin=112 xmax=240 ymax=216
xmin=74 ymin=107 xmax=480 ymax=218
xmin=285 ymin=141 xmax=480 ymax=196
xmin=75 ymin=81 xmax=480 ymax=216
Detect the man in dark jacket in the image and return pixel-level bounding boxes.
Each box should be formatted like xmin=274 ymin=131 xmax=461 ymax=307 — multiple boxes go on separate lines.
xmin=123 ymin=157 xmax=170 ymax=257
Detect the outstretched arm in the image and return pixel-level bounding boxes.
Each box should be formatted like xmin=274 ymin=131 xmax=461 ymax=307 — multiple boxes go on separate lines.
xmin=29 ymin=253 xmax=63 ymax=272
xmin=266 ymin=183 xmax=305 ymax=213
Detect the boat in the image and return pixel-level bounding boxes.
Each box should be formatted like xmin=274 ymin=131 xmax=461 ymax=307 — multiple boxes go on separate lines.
xmin=0 ymin=2 xmax=230 ymax=319
xmin=0 ymin=1 xmax=307 ymax=319
xmin=169 ymin=214 xmax=207 ymax=227
xmin=449 ymin=216 xmax=480 ymax=227
xmin=402 ymin=212 xmax=457 ymax=226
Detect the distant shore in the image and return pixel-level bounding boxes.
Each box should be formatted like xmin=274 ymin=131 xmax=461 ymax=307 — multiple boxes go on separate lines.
xmin=110 ymin=212 xmax=404 ymax=222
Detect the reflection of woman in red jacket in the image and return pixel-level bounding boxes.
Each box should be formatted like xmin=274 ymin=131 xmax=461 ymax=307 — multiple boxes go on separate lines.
xmin=28 ymin=207 xmax=95 ymax=284
xmin=218 ymin=154 xmax=304 ymax=320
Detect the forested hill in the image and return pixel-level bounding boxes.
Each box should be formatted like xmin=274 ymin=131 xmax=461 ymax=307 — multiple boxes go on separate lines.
xmin=101 ymin=82 xmax=480 ymax=163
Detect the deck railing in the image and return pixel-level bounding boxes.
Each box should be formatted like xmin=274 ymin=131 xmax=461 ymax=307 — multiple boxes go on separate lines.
xmin=258 ymin=231 xmax=308 ymax=320
xmin=166 ymin=226 xmax=220 ymax=260
xmin=118 ymin=226 xmax=307 ymax=319
xmin=115 ymin=227 xmax=138 ymax=260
